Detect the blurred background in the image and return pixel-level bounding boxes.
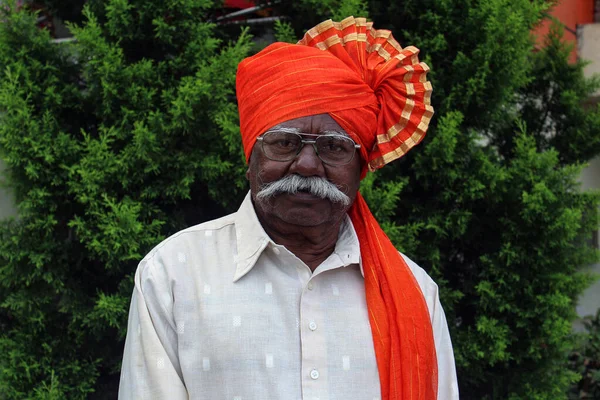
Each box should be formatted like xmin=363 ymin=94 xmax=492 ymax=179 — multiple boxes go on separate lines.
xmin=0 ymin=0 xmax=599 ymax=399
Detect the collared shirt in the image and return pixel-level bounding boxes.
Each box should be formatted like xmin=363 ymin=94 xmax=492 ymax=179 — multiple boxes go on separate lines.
xmin=119 ymin=192 xmax=459 ymax=400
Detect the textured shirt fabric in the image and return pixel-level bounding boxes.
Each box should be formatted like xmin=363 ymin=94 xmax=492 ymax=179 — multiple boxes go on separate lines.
xmin=119 ymin=192 xmax=459 ymax=400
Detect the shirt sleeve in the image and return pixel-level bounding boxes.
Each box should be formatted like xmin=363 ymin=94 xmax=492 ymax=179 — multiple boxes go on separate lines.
xmin=118 ymin=257 xmax=188 ymax=399
xmin=400 ymin=253 xmax=460 ymax=400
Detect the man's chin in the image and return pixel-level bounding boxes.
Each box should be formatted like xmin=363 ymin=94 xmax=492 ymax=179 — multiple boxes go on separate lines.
xmin=257 ymin=197 xmax=327 ymax=223
xmin=257 ymin=191 xmax=328 ymax=205
xmin=275 ymin=211 xmax=333 ymax=227
xmin=283 ymin=191 xmax=327 ymax=202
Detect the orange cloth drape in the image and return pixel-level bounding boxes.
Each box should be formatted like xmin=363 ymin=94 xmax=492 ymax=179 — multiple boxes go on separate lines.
xmin=236 ymin=17 xmax=438 ymax=400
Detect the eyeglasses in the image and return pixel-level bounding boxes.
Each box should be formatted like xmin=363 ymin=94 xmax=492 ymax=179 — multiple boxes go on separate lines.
xmin=256 ymin=131 xmax=361 ymax=166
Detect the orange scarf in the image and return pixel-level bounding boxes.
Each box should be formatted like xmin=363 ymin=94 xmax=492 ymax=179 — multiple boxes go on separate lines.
xmin=236 ymin=17 xmax=438 ymax=400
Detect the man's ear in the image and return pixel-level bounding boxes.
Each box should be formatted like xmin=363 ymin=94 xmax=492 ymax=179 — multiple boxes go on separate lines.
xmin=246 ymin=150 xmax=254 ymax=181
xmin=245 ymin=154 xmax=252 ymax=181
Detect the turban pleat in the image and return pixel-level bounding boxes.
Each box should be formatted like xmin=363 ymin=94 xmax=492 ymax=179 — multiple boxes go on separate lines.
xmin=237 ymin=16 xmax=437 ymax=400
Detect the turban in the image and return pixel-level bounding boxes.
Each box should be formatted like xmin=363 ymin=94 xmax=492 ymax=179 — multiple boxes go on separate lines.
xmin=236 ymin=17 xmax=437 ymax=400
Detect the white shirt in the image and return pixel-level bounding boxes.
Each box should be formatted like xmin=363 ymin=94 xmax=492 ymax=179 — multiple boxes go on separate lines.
xmin=119 ymin=192 xmax=459 ymax=399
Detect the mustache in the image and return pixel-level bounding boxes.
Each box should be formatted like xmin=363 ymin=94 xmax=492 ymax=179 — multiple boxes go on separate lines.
xmin=256 ymin=175 xmax=351 ymax=206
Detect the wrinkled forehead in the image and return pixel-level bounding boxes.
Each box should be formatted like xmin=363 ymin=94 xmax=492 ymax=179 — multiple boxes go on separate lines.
xmin=262 ymin=114 xmax=350 ymax=138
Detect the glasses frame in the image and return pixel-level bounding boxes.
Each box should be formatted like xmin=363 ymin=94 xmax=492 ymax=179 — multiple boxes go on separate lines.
xmin=256 ymin=131 xmax=361 ymax=166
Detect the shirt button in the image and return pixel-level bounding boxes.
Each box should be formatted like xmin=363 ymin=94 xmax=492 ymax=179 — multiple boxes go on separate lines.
xmin=309 ymin=321 xmax=317 ymax=331
xmin=310 ymin=369 xmax=319 ymax=380
xmin=307 ymin=282 xmax=314 ymax=290
xmin=272 ymin=247 xmax=280 ymax=255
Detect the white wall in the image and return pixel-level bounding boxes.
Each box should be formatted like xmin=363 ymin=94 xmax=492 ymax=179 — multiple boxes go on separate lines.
xmin=579 ymin=23 xmax=600 ymax=98
xmin=574 ymin=155 xmax=600 ymax=330
xmin=573 ymin=22 xmax=600 ymax=330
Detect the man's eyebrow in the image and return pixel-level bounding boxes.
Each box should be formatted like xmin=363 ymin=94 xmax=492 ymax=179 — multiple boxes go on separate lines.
xmin=321 ymin=130 xmax=349 ymax=137
xmin=264 ymin=126 xmax=349 ymax=137
xmin=264 ymin=126 xmax=302 ymax=134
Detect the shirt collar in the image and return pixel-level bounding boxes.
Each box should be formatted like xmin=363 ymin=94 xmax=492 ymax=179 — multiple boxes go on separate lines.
xmin=333 ymin=216 xmax=362 ymax=271
xmin=233 ymin=191 xmax=363 ymax=282
xmin=233 ymin=192 xmax=271 ymax=282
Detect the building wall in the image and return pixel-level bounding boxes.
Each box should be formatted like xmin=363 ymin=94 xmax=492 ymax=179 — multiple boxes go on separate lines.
xmin=534 ymin=0 xmax=595 ymax=63
xmin=579 ymin=23 xmax=600 ymax=97
xmin=575 ymin=156 xmax=600 ymax=330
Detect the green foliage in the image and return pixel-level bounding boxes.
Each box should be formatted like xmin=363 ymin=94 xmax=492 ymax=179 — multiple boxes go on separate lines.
xmin=295 ymin=0 xmax=368 ymax=21
xmin=1 ymin=0 xmax=599 ymax=398
xmin=492 ymin=21 xmax=600 ymax=165
xmin=276 ymin=0 xmax=368 ymax=37
xmin=569 ymin=309 xmax=600 ymax=399
xmin=0 ymin=0 xmax=251 ymax=397
xmin=367 ymin=0 xmax=552 ymax=130
xmin=273 ymin=19 xmax=296 ymax=43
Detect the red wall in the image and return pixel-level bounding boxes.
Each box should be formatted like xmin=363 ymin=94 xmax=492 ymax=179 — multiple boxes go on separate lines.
xmin=534 ymin=0 xmax=595 ymax=63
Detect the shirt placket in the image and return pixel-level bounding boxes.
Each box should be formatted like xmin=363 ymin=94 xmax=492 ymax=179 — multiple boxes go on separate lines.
xmin=300 ymin=273 xmax=329 ymax=400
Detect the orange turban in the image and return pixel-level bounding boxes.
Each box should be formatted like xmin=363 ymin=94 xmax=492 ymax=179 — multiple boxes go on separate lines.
xmin=236 ymin=17 xmax=437 ymax=400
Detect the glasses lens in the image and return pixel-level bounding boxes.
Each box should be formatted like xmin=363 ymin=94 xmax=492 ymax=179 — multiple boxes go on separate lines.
xmin=262 ymin=132 xmax=301 ymax=161
xmin=316 ymin=135 xmax=356 ymax=165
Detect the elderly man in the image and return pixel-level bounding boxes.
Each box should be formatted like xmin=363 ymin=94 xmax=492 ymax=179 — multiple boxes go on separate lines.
xmin=119 ymin=17 xmax=458 ymax=400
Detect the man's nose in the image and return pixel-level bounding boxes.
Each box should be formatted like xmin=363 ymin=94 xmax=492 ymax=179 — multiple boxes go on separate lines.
xmin=290 ymin=143 xmax=325 ymax=176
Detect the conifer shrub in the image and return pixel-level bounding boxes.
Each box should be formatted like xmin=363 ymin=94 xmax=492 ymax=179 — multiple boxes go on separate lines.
xmin=0 ymin=1 xmax=251 ymax=397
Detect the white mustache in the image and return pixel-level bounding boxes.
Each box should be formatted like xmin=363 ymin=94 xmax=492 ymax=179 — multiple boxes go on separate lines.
xmin=256 ymin=175 xmax=351 ymax=206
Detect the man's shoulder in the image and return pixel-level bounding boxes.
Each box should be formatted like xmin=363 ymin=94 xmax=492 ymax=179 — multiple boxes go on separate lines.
xmin=132 ymin=210 xmax=242 ymax=295
xmin=173 ymin=211 xmax=238 ymax=239
xmin=142 ymin=211 xmax=238 ymax=263
xmin=399 ymin=252 xmax=439 ymax=294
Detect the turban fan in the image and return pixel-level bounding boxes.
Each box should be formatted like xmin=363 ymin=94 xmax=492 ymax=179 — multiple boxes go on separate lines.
xmin=236 ymin=16 xmax=438 ymax=400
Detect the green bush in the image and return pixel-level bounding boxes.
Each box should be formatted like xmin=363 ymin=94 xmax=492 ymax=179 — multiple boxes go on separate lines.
xmin=569 ymin=309 xmax=600 ymax=399
xmin=0 ymin=1 xmax=251 ymax=398
xmin=0 ymin=0 xmax=599 ymax=398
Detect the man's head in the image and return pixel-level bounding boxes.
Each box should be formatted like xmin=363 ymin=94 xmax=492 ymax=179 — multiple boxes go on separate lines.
xmin=236 ymin=19 xmax=433 ymax=177
xmin=246 ymin=114 xmax=361 ymax=228
xmin=236 ymin=16 xmax=433 ymax=228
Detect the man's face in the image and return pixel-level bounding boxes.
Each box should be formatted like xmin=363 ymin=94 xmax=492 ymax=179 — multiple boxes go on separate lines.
xmin=247 ymin=114 xmax=362 ymax=228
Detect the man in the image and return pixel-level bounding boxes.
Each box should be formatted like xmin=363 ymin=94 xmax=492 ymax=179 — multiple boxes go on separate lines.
xmin=119 ymin=17 xmax=458 ymax=400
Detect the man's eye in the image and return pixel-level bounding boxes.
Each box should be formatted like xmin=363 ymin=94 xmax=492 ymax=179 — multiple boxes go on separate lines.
xmin=274 ymin=139 xmax=295 ymax=148
xmin=322 ymin=139 xmax=348 ymax=152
